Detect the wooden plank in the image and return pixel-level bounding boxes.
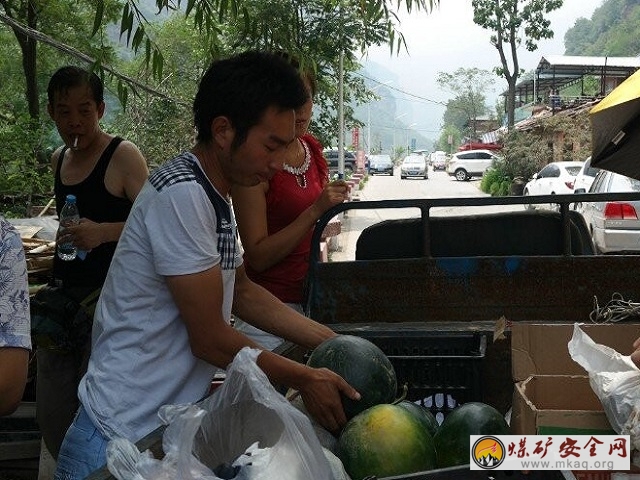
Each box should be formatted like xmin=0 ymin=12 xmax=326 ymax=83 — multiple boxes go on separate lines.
xmin=14 ymin=225 xmax=43 ymax=239
xmin=0 ymin=440 xmax=41 ymax=461
xmin=0 ymin=402 xmax=41 ymax=462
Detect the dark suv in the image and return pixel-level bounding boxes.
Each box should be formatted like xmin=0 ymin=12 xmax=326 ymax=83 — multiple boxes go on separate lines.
xmin=323 ymin=150 xmax=357 ymax=174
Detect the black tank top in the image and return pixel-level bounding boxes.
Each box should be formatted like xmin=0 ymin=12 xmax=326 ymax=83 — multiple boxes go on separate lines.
xmin=53 ymin=137 xmax=133 ymax=287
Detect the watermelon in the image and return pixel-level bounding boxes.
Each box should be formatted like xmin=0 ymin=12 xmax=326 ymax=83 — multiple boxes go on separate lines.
xmin=306 ymin=335 xmax=397 ymax=420
xmin=396 ymin=400 xmax=439 ymax=437
xmin=337 ymin=403 xmax=437 ymax=480
xmin=433 ymin=402 xmax=509 ymax=468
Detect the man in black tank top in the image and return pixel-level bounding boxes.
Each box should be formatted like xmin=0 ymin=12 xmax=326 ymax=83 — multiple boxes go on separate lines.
xmin=36 ymin=66 xmax=149 ymax=468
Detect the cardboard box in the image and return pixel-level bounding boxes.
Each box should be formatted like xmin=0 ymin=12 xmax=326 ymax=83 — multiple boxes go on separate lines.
xmin=511 ymin=322 xmax=640 ymax=382
xmin=511 ymin=374 xmax=615 ymax=435
xmin=510 ymin=322 xmax=640 ymax=435
xmin=510 ymin=323 xmax=640 ymax=479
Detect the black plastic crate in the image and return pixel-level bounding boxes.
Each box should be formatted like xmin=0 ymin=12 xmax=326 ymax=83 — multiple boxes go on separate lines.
xmin=344 ymin=329 xmax=486 ymax=422
xmin=282 ymin=327 xmax=487 ymax=423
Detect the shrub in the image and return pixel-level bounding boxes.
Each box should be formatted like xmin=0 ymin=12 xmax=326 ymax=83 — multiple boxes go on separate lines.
xmin=480 ymin=166 xmax=509 ymax=196
xmin=480 ymin=129 xmax=557 ymax=197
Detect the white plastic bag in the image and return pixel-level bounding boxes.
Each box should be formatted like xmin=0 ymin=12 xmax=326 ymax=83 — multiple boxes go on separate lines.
xmin=568 ymin=323 xmax=640 ymax=450
xmin=106 ymin=405 xmax=222 ymax=480
xmin=107 ymin=347 xmax=337 ymax=479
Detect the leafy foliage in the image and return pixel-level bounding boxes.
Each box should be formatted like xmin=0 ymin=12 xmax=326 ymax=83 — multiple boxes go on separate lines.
xmin=564 ymin=0 xmax=640 ymax=56
xmin=435 ymin=124 xmax=461 ymax=153
xmin=480 ymin=166 xmax=511 ymax=196
xmin=0 ymin=114 xmax=54 ymax=217
xmin=436 ymin=67 xmax=496 ymax=141
xmin=480 ymin=108 xmax=590 ymax=197
xmin=471 ymin=0 xmax=563 ymax=128
xmin=90 ymin=0 xmax=434 ymax=105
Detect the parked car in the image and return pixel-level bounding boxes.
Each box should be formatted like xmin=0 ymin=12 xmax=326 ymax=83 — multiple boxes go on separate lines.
xmin=400 ymin=155 xmax=428 ymax=180
xmin=573 ymin=156 xmax=600 ymax=194
xmin=523 ymin=161 xmax=584 ymax=209
xmin=368 ymin=154 xmax=394 ymax=176
xmin=446 ymin=149 xmax=500 ymax=181
xmin=323 ymin=149 xmax=356 ymax=174
xmin=576 ymin=170 xmax=640 ymax=254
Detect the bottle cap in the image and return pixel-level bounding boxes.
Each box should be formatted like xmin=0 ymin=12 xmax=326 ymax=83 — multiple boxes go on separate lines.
xmin=66 ymin=194 xmax=76 ymax=203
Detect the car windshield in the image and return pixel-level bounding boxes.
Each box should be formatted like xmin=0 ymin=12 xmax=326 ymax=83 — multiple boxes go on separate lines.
xmin=404 ymin=157 xmax=424 ymax=165
xmin=371 ymin=156 xmax=391 ymax=165
xmin=583 ymin=159 xmax=600 ymax=177
xmin=584 ymin=166 xmax=600 ymax=177
xmin=566 ymin=166 xmax=582 ymax=176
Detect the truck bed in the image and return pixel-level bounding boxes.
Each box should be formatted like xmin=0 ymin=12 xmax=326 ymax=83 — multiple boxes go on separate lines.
xmin=307 ymin=194 xmax=640 ymax=326
xmin=88 ymin=193 xmax=640 ymax=479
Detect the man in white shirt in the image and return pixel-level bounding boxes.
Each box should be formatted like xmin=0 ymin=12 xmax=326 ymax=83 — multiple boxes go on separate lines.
xmin=54 ymin=51 xmax=359 ymax=480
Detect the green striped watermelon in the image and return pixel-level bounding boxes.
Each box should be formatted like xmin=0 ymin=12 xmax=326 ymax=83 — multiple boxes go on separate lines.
xmin=396 ymin=400 xmax=439 ymax=438
xmin=434 ymin=402 xmax=509 ymax=468
xmin=306 ymin=335 xmax=397 ymax=420
xmin=337 ymin=403 xmax=437 ymax=479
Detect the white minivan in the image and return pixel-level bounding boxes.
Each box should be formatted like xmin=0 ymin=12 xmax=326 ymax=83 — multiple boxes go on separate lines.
xmin=430 ymin=151 xmax=447 ymax=171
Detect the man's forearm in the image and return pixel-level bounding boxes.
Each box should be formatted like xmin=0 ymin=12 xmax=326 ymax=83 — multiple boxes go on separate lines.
xmin=233 ymin=279 xmax=335 ymax=349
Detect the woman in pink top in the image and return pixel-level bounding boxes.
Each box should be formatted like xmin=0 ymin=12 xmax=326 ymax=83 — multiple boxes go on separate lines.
xmin=231 ymin=60 xmax=348 ymax=350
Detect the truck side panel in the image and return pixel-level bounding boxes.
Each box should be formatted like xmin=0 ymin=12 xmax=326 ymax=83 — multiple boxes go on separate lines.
xmin=307 ymin=256 xmax=640 ymax=325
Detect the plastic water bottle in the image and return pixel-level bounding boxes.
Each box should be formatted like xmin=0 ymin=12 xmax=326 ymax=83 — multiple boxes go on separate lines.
xmin=57 ymin=194 xmax=80 ymax=261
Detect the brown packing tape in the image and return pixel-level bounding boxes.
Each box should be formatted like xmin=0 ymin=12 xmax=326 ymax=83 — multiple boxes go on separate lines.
xmin=493 ymin=315 xmax=508 ymax=341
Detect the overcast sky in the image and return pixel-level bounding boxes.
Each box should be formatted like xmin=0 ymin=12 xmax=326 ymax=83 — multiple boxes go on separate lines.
xmin=362 ymin=0 xmax=604 ymax=139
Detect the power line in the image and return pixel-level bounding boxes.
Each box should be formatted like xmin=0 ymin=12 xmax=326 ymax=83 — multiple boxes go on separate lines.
xmin=357 ymin=72 xmax=449 ymax=108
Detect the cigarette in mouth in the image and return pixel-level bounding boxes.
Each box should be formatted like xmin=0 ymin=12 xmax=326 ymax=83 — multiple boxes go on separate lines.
xmin=73 ymin=136 xmax=78 ymax=149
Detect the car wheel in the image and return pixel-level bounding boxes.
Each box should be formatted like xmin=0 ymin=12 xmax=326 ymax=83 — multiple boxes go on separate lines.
xmin=455 ymin=169 xmax=468 ymax=182
xmin=523 ymin=189 xmax=535 ymax=210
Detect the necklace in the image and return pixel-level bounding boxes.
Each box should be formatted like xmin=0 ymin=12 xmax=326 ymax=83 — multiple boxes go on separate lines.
xmin=283 ymin=139 xmax=311 ymax=188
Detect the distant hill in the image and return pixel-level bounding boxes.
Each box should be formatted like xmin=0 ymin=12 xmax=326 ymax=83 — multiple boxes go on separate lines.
xmin=564 ymin=0 xmax=640 ymax=56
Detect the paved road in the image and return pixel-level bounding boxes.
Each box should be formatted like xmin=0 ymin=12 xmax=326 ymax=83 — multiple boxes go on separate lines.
xmin=330 ymin=166 xmax=521 ymax=261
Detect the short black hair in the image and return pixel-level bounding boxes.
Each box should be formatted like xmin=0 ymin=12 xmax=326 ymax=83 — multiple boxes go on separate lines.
xmin=193 ymin=51 xmax=309 ymax=146
xmin=47 ymin=66 xmax=104 ymax=107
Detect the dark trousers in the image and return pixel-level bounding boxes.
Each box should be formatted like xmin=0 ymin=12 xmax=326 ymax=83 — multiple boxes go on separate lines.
xmin=36 ymin=344 xmax=90 ymax=459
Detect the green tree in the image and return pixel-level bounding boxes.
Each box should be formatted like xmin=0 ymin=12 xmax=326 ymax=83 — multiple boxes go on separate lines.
xmin=111 ymin=14 xmax=205 ymax=166
xmin=6 ymin=0 xmax=432 ymax=103
xmin=442 ymin=98 xmax=471 ymax=134
xmin=0 ymin=1 xmax=121 ymax=212
xmin=436 ymin=124 xmax=461 ymax=153
xmin=1 ymin=0 xmax=122 ymax=120
xmin=1 ymin=0 xmax=436 ymax=177
xmin=471 ymin=0 xmax=563 ymax=129
xmin=110 ymin=4 xmax=379 ymax=162
xmin=436 ymin=67 xmax=495 ymax=140
xmin=564 ymin=0 xmax=640 ymax=56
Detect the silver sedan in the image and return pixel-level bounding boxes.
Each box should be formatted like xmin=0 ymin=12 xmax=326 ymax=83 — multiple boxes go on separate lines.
xmin=577 ymin=170 xmax=640 ymax=253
